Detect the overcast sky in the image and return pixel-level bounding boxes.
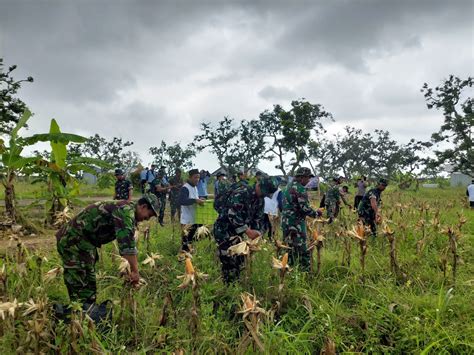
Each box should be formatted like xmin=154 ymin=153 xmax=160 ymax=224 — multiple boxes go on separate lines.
xmin=0 ymin=0 xmax=473 ymax=174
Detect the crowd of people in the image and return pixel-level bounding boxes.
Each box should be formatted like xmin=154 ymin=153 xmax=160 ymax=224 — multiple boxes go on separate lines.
xmin=56 ymin=164 xmax=393 ymax=304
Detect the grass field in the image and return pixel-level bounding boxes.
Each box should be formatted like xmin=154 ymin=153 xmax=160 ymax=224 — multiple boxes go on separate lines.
xmin=0 ymin=187 xmax=473 ymax=353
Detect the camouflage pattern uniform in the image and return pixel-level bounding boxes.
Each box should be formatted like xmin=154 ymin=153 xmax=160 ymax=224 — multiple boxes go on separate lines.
xmin=325 ymin=184 xmax=341 ymax=221
xmin=169 ymin=174 xmax=183 ymax=221
xmin=114 ymin=179 xmax=132 ymax=200
xmin=56 ymin=200 xmax=137 ymax=303
xmin=281 ymin=169 xmax=321 ymax=271
xmin=357 ymin=187 xmax=382 ymax=237
xmin=213 ymin=177 xmax=277 ymax=283
xmin=150 ymin=175 xmax=168 ymax=225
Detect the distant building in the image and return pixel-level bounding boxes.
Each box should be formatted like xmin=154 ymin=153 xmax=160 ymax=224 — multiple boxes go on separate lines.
xmin=450 ymin=172 xmax=472 ymax=187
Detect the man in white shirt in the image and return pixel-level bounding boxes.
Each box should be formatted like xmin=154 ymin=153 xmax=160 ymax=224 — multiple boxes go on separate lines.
xmin=467 ymin=179 xmax=474 ymax=208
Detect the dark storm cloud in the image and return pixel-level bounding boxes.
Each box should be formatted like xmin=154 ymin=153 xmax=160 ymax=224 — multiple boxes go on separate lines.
xmin=0 ymin=0 xmax=472 ymax=172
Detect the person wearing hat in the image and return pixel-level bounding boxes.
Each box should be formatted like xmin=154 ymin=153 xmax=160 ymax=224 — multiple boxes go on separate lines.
xmin=213 ymin=176 xmax=278 ymax=283
xmin=179 ymin=169 xmax=206 ymax=251
xmin=281 ymin=167 xmax=322 ymax=271
xmin=113 ymin=168 xmax=133 ymax=203
xmin=56 ymin=194 xmax=160 ymax=304
xmin=325 ymin=177 xmax=351 ymax=223
xmin=357 ymin=178 xmax=388 ymax=237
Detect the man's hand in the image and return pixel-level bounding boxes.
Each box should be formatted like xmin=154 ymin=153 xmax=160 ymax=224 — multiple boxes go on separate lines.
xmin=196 ymin=198 xmax=205 ymax=205
xmin=375 ymin=213 xmax=382 ymax=224
xmin=245 ymin=229 xmax=261 ymax=240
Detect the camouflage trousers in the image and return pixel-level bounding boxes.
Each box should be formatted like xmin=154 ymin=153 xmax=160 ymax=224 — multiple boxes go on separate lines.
xmin=325 ymin=200 xmax=338 ymax=222
xmin=359 ymin=213 xmax=377 ymax=237
xmin=57 ymin=234 xmax=98 ymax=303
xmin=213 ymin=218 xmax=245 ymax=283
xmin=170 ymin=198 xmax=180 ymax=221
xmin=283 ymin=223 xmax=310 ymax=272
xmin=158 ymin=195 xmax=166 ymax=224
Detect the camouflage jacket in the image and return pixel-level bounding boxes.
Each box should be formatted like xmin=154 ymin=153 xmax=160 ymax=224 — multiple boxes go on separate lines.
xmin=149 ymin=177 xmax=168 ymax=198
xmin=56 ymin=200 xmax=137 ymax=255
xmin=325 ymin=185 xmax=341 ymax=204
xmin=282 ymin=180 xmax=319 ymax=223
xmin=214 ymin=179 xmax=247 ymax=214
xmin=169 ymin=176 xmax=183 ymax=200
xmin=114 ymin=179 xmax=132 ymax=200
xmin=357 ymin=188 xmax=382 ymax=218
xmin=218 ymin=184 xmax=265 ymax=234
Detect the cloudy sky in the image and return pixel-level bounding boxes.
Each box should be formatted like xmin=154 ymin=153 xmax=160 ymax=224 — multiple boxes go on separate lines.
xmin=0 ymin=0 xmax=473 ymax=173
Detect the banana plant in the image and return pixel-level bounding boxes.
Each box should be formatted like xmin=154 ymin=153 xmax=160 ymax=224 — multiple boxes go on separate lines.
xmin=0 ymin=109 xmax=40 ymax=223
xmin=27 ymin=119 xmax=110 ymax=224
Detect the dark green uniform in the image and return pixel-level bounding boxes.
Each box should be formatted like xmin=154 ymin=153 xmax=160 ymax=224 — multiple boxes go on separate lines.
xmin=150 ymin=176 xmax=167 ymax=225
xmin=357 ymin=187 xmax=382 ymax=237
xmin=213 ymin=177 xmax=276 ymax=283
xmin=56 ymin=201 xmax=137 ymax=303
xmin=169 ymin=175 xmax=183 ymax=221
xmin=114 ymin=179 xmax=132 ymax=200
xmin=325 ymin=185 xmax=341 ymax=220
xmin=281 ymin=180 xmax=320 ymax=271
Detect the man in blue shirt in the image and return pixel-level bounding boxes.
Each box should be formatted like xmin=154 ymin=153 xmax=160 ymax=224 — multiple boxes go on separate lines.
xmin=197 ymin=170 xmax=210 ymax=199
xmin=140 ymin=167 xmax=149 ymax=193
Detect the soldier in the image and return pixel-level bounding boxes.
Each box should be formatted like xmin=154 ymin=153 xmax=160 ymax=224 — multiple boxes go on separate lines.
xmin=357 ymin=178 xmax=388 ymax=237
xmin=113 ymin=168 xmax=133 ymax=202
xmin=281 ymin=167 xmax=322 ymax=271
xmin=150 ymin=169 xmax=170 ymax=226
xmin=169 ymin=168 xmax=184 ymax=223
xmin=213 ymin=176 xmax=278 ymax=283
xmin=325 ymin=177 xmax=351 ymax=223
xmin=56 ymin=194 xmax=159 ymax=304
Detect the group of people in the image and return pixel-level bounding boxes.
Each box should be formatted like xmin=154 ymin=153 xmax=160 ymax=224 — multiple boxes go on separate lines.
xmin=56 ymin=165 xmax=389 ymax=305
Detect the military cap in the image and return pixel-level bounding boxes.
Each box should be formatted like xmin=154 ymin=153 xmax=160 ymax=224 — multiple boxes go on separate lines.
xmin=114 ymin=168 xmax=124 ymax=176
xmin=143 ymin=193 xmax=160 ymax=216
xmin=295 ymin=167 xmax=314 ymax=177
xmin=216 ymin=172 xmax=226 ymax=177
xmin=378 ymin=178 xmax=389 ymax=186
xmin=259 ymin=176 xmax=278 ymax=195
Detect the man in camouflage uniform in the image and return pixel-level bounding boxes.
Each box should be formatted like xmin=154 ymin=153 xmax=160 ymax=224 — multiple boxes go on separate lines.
xmin=169 ymin=168 xmax=184 ymax=223
xmin=281 ymin=167 xmax=322 ymax=271
xmin=56 ymin=194 xmax=159 ymax=303
xmin=358 ymin=178 xmax=388 ymax=237
xmin=213 ymin=176 xmax=278 ymax=283
xmin=150 ymin=170 xmax=170 ymax=226
xmin=325 ymin=177 xmax=351 ymax=223
xmin=113 ymin=168 xmax=133 ymax=202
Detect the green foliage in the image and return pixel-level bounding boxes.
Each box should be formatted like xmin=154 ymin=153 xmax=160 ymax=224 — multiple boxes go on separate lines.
xmin=0 ymin=58 xmax=34 ymax=135
xmin=149 ymin=140 xmax=196 ymax=176
xmin=422 ymin=76 xmax=474 ymax=175
xmin=97 ymin=172 xmax=115 ymax=189
xmin=260 ymin=99 xmax=333 ymax=177
xmin=0 ymin=188 xmax=473 ymax=353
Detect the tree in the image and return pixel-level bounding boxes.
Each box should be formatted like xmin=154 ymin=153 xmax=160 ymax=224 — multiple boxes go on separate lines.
xmin=0 ymin=58 xmax=34 ymax=135
xmin=421 ymin=76 xmax=474 ymax=175
xmin=29 ymin=120 xmax=110 ymax=224
xmin=194 ymin=117 xmax=267 ymax=174
xmin=259 ymin=99 xmax=333 ymax=177
xmin=149 ymin=140 xmax=196 ymax=176
xmin=70 ymin=134 xmax=138 ymax=171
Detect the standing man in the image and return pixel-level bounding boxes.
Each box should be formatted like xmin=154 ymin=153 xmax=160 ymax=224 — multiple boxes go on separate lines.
xmin=467 ymin=179 xmax=474 ymax=208
xmin=150 ymin=170 xmax=169 ymax=227
xmin=169 ymin=168 xmax=184 ymax=223
xmin=197 ymin=170 xmax=210 ymax=199
xmin=146 ymin=164 xmax=157 ymax=191
xmin=354 ymin=176 xmax=368 ymax=210
xmin=56 ymin=194 xmax=159 ymax=304
xmin=179 ymin=169 xmax=205 ymax=251
xmin=281 ymin=167 xmax=322 ymax=271
xmin=357 ymin=178 xmax=388 ymax=237
xmin=213 ymin=176 xmax=278 ymax=283
xmin=113 ymin=169 xmax=133 ymax=203
xmin=214 ymin=172 xmax=226 ymax=198
xmin=140 ymin=167 xmax=149 ymax=193
xmin=325 ymin=177 xmax=351 ymax=223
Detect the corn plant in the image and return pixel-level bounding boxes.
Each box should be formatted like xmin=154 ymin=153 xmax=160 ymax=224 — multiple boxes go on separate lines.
xmin=348 ymin=222 xmax=367 ymax=280
xmin=237 ymin=292 xmax=267 ymax=353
